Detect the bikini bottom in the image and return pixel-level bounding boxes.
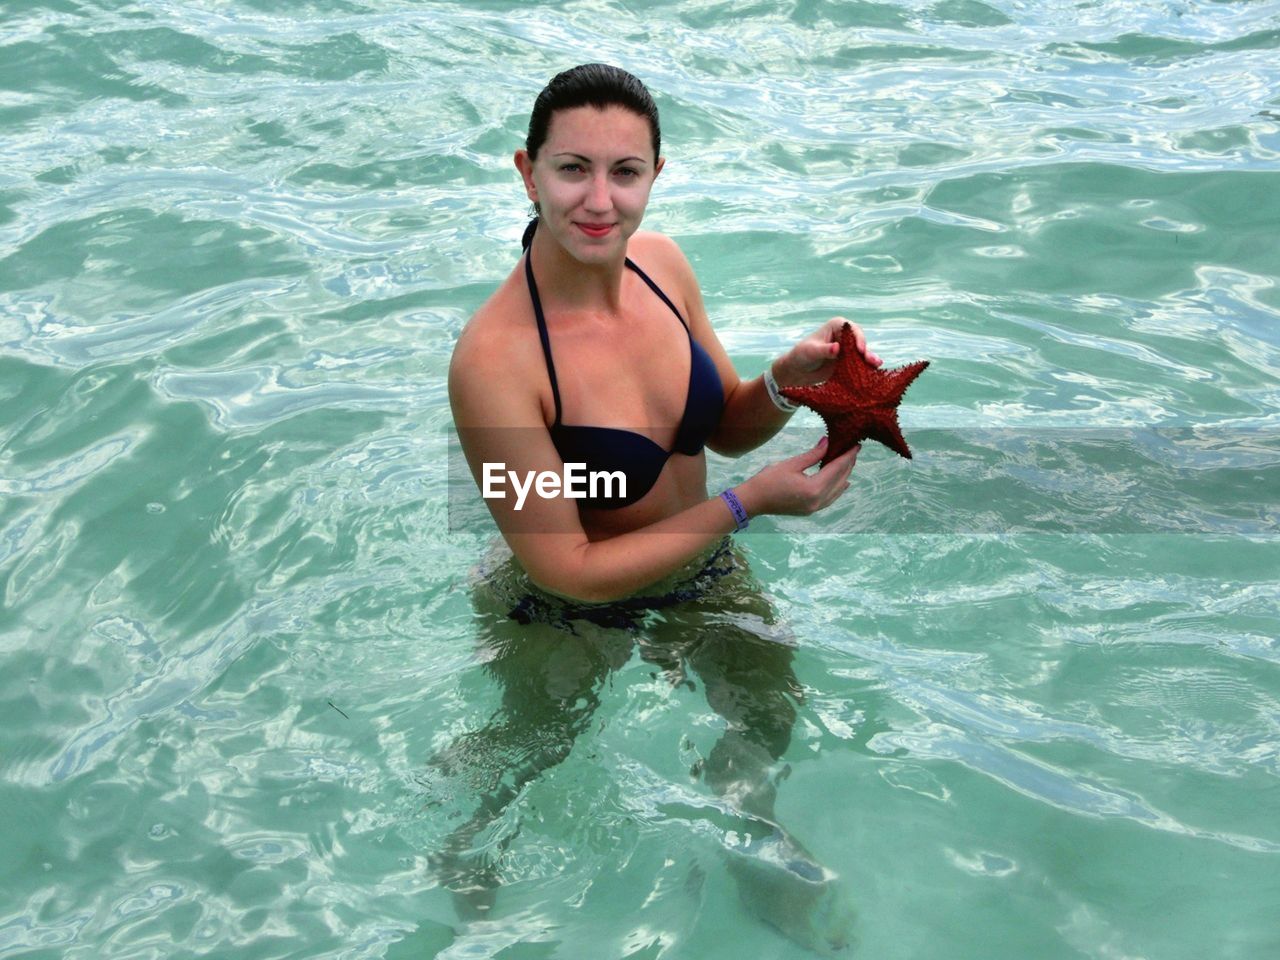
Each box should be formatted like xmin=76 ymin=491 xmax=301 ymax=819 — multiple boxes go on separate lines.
xmin=472 ymin=537 xmax=741 ymax=634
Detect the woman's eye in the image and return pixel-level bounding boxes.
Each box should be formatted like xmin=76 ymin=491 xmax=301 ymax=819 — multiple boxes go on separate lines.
xmin=615 ymin=167 xmax=639 ymax=178
xmin=559 ymin=163 xmax=583 ymax=173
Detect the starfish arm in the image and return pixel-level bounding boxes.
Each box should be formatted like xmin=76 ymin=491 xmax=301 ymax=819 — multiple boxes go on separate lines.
xmin=865 ymin=414 xmax=913 ymax=459
xmin=821 ymin=414 xmax=862 ymax=466
xmin=777 ymin=324 xmax=929 ymax=460
xmin=781 ymin=381 xmax=838 ymax=408
xmin=882 ymin=360 xmax=930 ymax=401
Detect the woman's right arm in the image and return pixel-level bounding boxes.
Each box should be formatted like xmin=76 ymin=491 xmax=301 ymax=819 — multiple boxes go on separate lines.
xmin=450 ymin=327 xmax=860 ymax=603
xmin=564 ymin=437 xmax=861 ymax=601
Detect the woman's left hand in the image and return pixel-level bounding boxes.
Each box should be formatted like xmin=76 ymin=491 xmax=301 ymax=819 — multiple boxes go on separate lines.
xmin=772 ymin=317 xmax=881 ymax=387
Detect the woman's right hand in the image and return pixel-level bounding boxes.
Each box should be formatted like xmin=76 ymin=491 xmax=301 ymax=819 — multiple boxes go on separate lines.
xmin=736 ymin=436 xmax=861 ymax=518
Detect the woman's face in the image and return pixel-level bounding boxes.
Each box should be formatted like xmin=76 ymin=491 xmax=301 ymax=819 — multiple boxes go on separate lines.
xmin=517 ymin=105 xmax=663 ymax=264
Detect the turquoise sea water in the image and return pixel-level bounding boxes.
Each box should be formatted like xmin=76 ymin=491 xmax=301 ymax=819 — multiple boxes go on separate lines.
xmin=3 ymin=1 xmax=1280 ymax=957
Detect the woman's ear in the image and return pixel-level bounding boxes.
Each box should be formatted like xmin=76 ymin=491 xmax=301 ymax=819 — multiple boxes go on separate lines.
xmin=514 ymin=150 xmax=537 ymax=204
xmin=653 ymin=156 xmax=665 ymax=179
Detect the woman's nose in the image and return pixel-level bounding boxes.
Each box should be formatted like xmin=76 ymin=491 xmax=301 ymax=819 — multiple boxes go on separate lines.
xmin=584 ymin=173 xmax=612 ymax=212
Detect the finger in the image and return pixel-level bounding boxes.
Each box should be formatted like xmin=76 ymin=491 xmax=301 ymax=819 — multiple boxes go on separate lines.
xmin=831 ymin=318 xmax=881 ymax=366
xmin=829 ymin=481 xmax=852 ymax=507
xmin=820 ymin=467 xmax=855 ymax=500
xmin=792 ymin=435 xmax=829 ymax=470
xmin=794 ymin=331 xmax=842 ymax=372
xmin=819 ymin=477 xmax=851 ymax=511
xmin=843 ymin=442 xmax=861 ymax=473
xmin=814 ymin=340 xmax=840 ymax=365
xmin=818 ymin=441 xmax=860 ymax=475
xmin=826 ymin=317 xmax=847 ymax=340
xmin=847 ymin=324 xmax=882 ymax=366
xmin=850 ymin=324 xmax=866 ymax=354
xmin=809 ymin=448 xmax=856 ymax=507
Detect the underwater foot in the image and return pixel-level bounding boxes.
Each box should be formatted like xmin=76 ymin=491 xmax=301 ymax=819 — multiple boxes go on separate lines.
xmin=726 ymin=829 xmax=857 ymax=955
xmin=430 ymin=852 xmax=501 ymax=923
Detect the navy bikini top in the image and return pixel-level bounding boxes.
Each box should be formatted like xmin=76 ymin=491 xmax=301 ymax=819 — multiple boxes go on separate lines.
xmin=525 ymin=243 xmax=724 ymax=510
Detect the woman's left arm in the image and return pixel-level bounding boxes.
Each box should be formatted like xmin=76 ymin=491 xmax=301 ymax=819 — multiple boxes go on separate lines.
xmin=642 ymin=233 xmax=881 ymax=457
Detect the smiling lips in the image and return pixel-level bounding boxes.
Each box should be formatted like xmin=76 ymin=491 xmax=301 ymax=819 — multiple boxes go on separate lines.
xmin=576 ymin=222 xmax=614 ymax=238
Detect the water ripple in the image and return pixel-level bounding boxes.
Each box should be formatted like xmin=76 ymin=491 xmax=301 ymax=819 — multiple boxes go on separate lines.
xmin=3 ymin=1 xmax=1279 ymax=957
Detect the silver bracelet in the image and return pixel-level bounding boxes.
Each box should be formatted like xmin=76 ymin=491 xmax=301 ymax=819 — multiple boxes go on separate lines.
xmin=764 ymin=365 xmax=799 ymax=413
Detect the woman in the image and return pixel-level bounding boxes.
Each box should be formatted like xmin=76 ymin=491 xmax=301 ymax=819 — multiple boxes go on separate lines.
xmin=450 ymin=63 xmax=881 ymax=609
xmin=438 ymin=64 xmax=866 ymax=952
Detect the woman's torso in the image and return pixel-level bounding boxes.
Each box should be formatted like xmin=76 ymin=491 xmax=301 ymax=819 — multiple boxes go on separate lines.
xmin=466 ymin=232 xmax=721 ymax=539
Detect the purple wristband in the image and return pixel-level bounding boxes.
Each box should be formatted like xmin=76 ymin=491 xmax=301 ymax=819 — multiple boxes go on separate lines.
xmin=720 ymin=489 xmax=749 ymax=532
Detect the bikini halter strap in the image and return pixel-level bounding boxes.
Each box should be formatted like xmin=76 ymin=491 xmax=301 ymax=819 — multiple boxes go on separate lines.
xmin=524 ymin=246 xmax=563 ymax=425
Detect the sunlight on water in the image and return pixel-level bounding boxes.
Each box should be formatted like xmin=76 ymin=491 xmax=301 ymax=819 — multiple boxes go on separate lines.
xmin=1 ymin=1 xmax=1278 ymax=957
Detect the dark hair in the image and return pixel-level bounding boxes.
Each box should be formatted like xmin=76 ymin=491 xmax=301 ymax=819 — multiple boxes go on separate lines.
xmin=522 ymin=64 xmax=661 ymax=250
xmin=526 ymin=63 xmax=661 ymax=163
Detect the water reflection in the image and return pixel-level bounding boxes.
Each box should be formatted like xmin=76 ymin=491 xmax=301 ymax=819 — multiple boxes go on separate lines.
xmin=422 ymin=543 xmax=856 ymax=954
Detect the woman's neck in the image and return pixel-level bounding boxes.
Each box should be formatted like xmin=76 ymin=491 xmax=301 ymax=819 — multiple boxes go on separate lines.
xmin=528 ymin=225 xmax=628 ymax=315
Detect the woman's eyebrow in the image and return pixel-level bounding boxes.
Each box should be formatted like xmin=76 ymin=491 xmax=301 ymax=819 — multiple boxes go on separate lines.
xmin=552 ymin=152 xmax=648 ymax=165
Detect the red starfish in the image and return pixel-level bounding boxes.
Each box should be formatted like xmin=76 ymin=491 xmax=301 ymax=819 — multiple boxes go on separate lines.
xmin=780 ymin=323 xmax=929 ymax=464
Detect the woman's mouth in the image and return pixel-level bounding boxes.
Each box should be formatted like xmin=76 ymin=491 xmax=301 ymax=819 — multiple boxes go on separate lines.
xmin=576 ymin=222 xmax=614 ymax=238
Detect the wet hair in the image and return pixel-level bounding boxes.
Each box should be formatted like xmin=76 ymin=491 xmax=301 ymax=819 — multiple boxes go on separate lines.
xmin=522 ymin=63 xmax=661 ymax=250
xmin=526 ymin=63 xmax=661 ymax=162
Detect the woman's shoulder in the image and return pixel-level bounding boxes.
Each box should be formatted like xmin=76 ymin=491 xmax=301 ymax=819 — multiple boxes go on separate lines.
xmin=454 ymin=265 xmax=531 ymax=360
xmin=628 ymin=229 xmax=691 ymax=272
xmin=628 ymin=230 xmax=697 ymax=286
xmin=628 ymin=230 xmax=702 ymax=318
xmin=450 ymin=267 xmax=546 ymax=423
